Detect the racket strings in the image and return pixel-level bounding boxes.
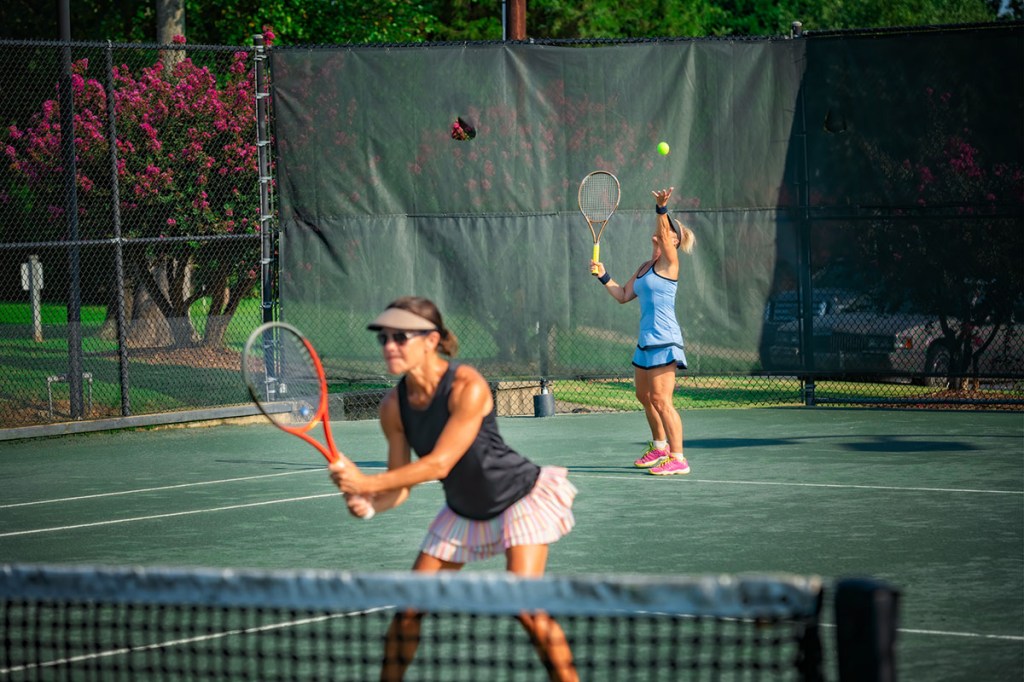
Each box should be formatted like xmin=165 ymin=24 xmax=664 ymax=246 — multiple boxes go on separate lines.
xmin=579 ymin=176 xmax=620 ymax=222
xmin=243 ymin=327 xmax=321 ymax=429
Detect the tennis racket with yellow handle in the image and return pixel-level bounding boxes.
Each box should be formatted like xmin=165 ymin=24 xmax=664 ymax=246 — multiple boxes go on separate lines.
xmin=578 ymin=170 xmax=621 ymax=275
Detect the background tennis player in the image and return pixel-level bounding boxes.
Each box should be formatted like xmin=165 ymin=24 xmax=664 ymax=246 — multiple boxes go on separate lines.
xmin=591 ymin=187 xmax=696 ymax=476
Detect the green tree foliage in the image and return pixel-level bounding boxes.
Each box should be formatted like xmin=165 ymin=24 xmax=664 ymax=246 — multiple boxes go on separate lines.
xmin=0 ymin=0 xmax=152 ymax=41
xmin=814 ymin=0 xmax=998 ymax=31
xmin=0 ymin=0 xmax=1012 ymax=44
xmin=0 ymin=0 xmax=439 ymax=44
xmin=523 ymin=0 xmax=728 ymax=39
xmin=180 ymin=0 xmax=440 ymax=45
xmin=3 ymin=43 xmax=263 ymax=347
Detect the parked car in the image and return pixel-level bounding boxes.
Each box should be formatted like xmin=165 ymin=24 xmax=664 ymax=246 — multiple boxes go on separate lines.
xmin=759 ymin=288 xmax=861 ymax=370
xmin=768 ymin=296 xmax=1024 ymax=385
xmin=829 ymin=307 xmax=1024 ymax=386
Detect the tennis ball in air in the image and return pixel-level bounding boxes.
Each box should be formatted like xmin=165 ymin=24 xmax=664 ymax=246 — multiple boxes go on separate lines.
xmin=657 ymin=141 xmax=670 ymax=156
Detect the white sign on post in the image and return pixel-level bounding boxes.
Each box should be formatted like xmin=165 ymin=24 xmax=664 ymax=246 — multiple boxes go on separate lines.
xmin=21 ymin=260 xmax=44 ymax=291
xmin=21 ymin=255 xmax=44 ymax=342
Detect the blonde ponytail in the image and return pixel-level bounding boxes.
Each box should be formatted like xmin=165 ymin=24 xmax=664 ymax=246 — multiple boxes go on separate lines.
xmin=674 ymin=219 xmax=696 ymax=254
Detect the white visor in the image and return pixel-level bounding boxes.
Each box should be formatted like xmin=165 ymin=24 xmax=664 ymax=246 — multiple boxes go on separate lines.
xmin=366 ymin=307 xmax=438 ymax=332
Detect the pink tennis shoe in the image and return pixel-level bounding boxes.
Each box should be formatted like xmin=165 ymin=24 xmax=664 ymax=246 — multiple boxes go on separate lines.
xmin=649 ymin=456 xmax=691 ymax=476
xmin=634 ymin=442 xmax=670 ymax=468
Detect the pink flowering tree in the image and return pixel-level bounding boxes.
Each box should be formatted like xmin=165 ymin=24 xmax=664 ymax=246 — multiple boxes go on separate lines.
xmin=855 ymin=87 xmax=1024 ymax=386
xmin=3 ymin=33 xmax=269 ymax=348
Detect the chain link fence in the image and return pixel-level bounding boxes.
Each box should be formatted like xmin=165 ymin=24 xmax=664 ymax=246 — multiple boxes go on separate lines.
xmin=0 ymin=40 xmax=265 ymax=429
xmin=765 ymin=24 xmax=1024 ymax=409
xmin=1 ymin=25 xmax=1022 ymax=433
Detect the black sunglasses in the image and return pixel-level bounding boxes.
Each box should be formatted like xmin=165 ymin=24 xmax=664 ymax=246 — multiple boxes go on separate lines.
xmin=376 ymin=330 xmax=431 ymax=347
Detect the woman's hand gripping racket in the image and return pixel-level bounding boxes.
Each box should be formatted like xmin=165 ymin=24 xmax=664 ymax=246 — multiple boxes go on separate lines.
xmin=578 ymin=170 xmax=621 ymax=275
xmin=242 ymin=322 xmax=375 ymax=519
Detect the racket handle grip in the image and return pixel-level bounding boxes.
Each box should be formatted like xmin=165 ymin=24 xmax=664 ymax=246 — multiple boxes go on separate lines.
xmin=348 ymin=493 xmax=375 ymax=520
xmin=591 ymin=243 xmax=600 ymax=274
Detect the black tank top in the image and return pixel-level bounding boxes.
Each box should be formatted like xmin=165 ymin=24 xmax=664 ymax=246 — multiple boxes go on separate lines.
xmin=397 ymin=362 xmax=540 ymax=520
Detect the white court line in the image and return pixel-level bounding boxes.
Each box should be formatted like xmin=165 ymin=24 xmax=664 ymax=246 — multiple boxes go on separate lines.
xmin=0 ymin=477 xmax=440 ymax=539
xmin=0 ymin=494 xmax=339 ymax=538
xmin=0 ymin=469 xmax=322 ymax=509
xmin=2 ymin=472 xmax=1019 ymax=539
xmin=577 ymin=473 xmax=1023 ymax=496
xmin=4 ymin=469 xmax=1019 ymax=513
xmin=0 ymin=615 xmax=1018 ymax=677
xmin=817 ymin=622 xmax=1023 ymax=642
xmin=810 ymin=622 xmax=1023 ymax=645
xmin=896 ymin=627 xmax=1023 ymax=642
xmin=678 ymin=477 xmax=1024 ymax=496
xmin=0 ymin=607 xmax=392 ymax=676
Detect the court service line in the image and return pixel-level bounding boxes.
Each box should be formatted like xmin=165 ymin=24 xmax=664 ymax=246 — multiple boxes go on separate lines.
xmin=0 ymin=494 xmax=337 ymax=538
xmin=1 ymin=617 xmax=1017 ymax=678
xmin=0 ymin=478 xmax=438 ymax=539
xmin=806 ymin=621 xmax=1023 ymax=643
xmin=896 ymin=627 xmax=1023 ymax=642
xmin=0 ymin=469 xmax=323 ymax=509
xmin=689 ymin=478 xmax=1023 ymax=495
xmin=9 ymin=471 xmax=1015 ymax=512
xmin=0 ymin=607 xmax=393 ymax=676
xmin=572 ymin=473 xmax=1023 ymax=496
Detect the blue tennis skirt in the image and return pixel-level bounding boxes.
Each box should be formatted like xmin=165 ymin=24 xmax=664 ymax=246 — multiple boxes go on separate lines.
xmin=632 ymin=344 xmax=687 ymax=370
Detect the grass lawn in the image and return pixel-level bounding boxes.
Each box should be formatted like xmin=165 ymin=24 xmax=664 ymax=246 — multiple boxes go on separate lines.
xmin=2 ymin=299 xmax=1020 ymax=428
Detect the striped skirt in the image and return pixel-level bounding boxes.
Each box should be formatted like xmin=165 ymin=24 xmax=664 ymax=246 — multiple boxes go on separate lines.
xmin=420 ymin=466 xmax=577 ymax=563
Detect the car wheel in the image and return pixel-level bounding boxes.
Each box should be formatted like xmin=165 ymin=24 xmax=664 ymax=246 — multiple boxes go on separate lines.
xmin=923 ymin=344 xmax=951 ymax=388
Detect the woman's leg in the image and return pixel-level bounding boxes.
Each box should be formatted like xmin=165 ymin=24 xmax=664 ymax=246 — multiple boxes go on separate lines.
xmin=645 ymin=364 xmax=682 ymax=453
xmin=381 ymin=553 xmax=463 ymax=682
xmin=507 ymin=544 xmax=579 ymax=682
xmin=635 ymin=365 xmax=666 ymax=442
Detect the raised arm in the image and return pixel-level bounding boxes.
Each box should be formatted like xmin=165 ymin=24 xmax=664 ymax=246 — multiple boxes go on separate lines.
xmin=652 ymin=187 xmax=680 ymax=274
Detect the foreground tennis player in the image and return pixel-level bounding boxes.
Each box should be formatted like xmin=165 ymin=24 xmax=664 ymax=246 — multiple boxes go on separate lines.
xmin=329 ymin=296 xmax=578 ymax=682
xmin=591 ymin=187 xmax=696 ymax=475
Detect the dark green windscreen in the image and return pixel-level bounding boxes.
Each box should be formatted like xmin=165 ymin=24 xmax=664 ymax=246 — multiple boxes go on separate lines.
xmin=270 ymin=25 xmax=1022 ymax=382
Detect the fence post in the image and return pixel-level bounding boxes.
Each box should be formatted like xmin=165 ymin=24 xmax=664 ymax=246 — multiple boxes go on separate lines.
xmin=105 ymin=40 xmax=132 ymax=417
xmin=791 ymin=23 xmax=816 ymax=407
xmin=59 ymin=1 xmax=84 ymax=419
xmin=254 ymin=35 xmax=276 ymax=326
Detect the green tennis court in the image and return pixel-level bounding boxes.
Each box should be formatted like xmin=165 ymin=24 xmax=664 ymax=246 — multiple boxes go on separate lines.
xmin=1 ymin=407 xmax=1021 ymax=680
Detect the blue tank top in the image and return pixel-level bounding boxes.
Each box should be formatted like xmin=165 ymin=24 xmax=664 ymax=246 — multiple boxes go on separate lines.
xmin=397 ymin=362 xmax=540 ymax=520
xmin=633 ymin=265 xmax=684 ymax=349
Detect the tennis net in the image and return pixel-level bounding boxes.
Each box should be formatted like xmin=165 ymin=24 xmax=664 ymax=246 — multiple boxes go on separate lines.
xmin=0 ymin=564 xmax=833 ymax=681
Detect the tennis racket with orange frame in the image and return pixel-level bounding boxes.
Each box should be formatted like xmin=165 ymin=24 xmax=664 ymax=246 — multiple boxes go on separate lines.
xmin=242 ymin=321 xmax=374 ymax=519
xmin=578 ymin=170 xmax=621 ymax=275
